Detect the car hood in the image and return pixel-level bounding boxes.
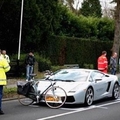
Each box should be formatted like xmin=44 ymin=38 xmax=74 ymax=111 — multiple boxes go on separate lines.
xmin=37 ymin=80 xmax=87 ymax=93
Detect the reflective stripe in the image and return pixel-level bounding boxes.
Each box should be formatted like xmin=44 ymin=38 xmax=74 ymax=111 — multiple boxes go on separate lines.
xmin=98 ymin=62 xmax=104 ymax=64
xmin=0 ymin=79 xmax=6 ymax=85
xmin=0 ymin=79 xmax=6 ymax=81
xmin=4 ymin=65 xmax=9 ymax=69
xmin=0 ymin=65 xmax=9 ymax=69
xmin=98 ymin=68 xmax=105 ymax=70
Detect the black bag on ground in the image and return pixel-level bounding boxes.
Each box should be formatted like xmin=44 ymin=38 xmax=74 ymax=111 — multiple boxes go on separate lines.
xmin=17 ymin=81 xmax=31 ymax=96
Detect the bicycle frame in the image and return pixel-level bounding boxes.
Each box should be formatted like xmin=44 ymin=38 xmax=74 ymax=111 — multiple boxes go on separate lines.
xmin=30 ymin=80 xmax=56 ymax=102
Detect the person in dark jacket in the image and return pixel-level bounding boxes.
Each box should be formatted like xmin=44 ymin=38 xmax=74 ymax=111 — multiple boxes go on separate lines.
xmin=25 ymin=52 xmax=35 ymax=81
xmin=110 ymin=52 xmax=117 ymax=75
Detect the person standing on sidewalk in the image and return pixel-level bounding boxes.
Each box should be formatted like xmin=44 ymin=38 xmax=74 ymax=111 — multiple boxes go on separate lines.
xmin=97 ymin=51 xmax=108 ymax=73
xmin=2 ymin=50 xmax=10 ymax=63
xmin=109 ymin=52 xmax=117 ymax=75
xmin=0 ymin=50 xmax=10 ymax=115
xmin=25 ymin=52 xmax=35 ymax=81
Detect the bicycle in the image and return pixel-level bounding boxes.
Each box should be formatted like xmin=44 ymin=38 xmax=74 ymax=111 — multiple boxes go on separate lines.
xmin=17 ymin=73 xmax=67 ymax=109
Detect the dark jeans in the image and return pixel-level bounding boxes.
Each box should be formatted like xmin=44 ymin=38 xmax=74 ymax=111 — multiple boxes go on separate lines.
xmin=26 ymin=65 xmax=33 ymax=80
xmin=0 ymin=86 xmax=3 ymax=110
xmin=110 ymin=68 xmax=116 ymax=75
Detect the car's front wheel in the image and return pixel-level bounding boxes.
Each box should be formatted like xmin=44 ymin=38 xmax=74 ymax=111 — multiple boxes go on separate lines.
xmin=84 ymin=87 xmax=94 ymax=106
xmin=112 ymin=83 xmax=119 ymax=99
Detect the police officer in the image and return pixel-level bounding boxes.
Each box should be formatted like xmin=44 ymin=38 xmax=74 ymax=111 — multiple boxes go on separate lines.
xmin=2 ymin=50 xmax=10 ymax=63
xmin=0 ymin=49 xmax=10 ymax=115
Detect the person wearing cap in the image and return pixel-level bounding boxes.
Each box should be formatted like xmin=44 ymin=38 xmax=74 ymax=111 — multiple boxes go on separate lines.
xmin=97 ymin=51 xmax=108 ymax=73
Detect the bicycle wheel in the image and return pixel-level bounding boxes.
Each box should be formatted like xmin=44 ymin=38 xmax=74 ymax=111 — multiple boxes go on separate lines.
xmin=45 ymin=86 xmax=67 ymax=109
xmin=18 ymin=94 xmax=34 ymax=106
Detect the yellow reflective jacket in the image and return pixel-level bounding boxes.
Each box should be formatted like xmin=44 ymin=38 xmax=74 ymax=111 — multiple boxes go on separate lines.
xmin=0 ymin=57 xmax=10 ymax=85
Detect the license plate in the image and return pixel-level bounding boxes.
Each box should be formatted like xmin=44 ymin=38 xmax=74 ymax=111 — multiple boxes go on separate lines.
xmin=46 ymin=96 xmax=59 ymax=101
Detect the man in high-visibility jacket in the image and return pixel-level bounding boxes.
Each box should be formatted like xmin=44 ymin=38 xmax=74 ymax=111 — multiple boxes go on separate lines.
xmin=0 ymin=49 xmax=10 ymax=115
xmin=97 ymin=51 xmax=108 ymax=73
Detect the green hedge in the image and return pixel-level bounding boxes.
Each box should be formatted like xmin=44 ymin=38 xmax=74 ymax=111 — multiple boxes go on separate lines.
xmin=48 ymin=36 xmax=113 ymax=69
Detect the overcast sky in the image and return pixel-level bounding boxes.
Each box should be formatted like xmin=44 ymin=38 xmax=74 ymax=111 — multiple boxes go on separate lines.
xmin=100 ymin=0 xmax=116 ymax=8
xmin=74 ymin=0 xmax=116 ymax=9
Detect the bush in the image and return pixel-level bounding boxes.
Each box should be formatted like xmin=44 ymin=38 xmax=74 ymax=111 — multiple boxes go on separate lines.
xmin=51 ymin=65 xmax=66 ymax=72
xmin=83 ymin=64 xmax=94 ymax=69
xmin=37 ymin=57 xmax=52 ymax=72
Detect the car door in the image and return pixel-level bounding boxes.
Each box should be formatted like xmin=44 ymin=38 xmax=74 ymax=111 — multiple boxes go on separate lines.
xmin=90 ymin=71 xmax=108 ymax=100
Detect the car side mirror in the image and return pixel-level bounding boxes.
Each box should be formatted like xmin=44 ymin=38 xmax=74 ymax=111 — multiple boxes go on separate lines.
xmin=95 ymin=78 xmax=102 ymax=82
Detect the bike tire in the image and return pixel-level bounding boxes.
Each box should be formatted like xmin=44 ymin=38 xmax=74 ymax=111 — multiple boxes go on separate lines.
xmin=18 ymin=94 xmax=34 ymax=106
xmin=45 ymin=86 xmax=67 ymax=109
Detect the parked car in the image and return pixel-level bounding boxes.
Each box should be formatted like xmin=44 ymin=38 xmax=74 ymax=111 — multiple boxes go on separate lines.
xmin=37 ymin=68 xmax=119 ymax=106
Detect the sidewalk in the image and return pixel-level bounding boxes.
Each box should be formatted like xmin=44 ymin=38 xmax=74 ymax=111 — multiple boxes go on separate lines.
xmin=6 ymin=78 xmax=25 ymax=88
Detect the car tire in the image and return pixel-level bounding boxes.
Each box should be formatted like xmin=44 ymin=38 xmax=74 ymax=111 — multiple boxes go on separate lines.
xmin=112 ymin=83 xmax=119 ymax=99
xmin=84 ymin=87 xmax=94 ymax=106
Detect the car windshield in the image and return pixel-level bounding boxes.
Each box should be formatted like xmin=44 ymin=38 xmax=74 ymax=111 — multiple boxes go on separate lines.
xmin=48 ymin=69 xmax=90 ymax=82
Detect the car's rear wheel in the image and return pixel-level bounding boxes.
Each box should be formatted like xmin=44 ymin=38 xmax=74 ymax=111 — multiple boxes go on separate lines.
xmin=112 ymin=83 xmax=119 ymax=99
xmin=84 ymin=87 xmax=94 ymax=106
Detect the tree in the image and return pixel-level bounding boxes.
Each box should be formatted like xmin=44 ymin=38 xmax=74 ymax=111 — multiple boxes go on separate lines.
xmin=58 ymin=0 xmax=80 ymax=15
xmin=0 ymin=0 xmax=21 ymax=53
xmin=80 ymin=0 xmax=102 ymax=17
xmin=111 ymin=0 xmax=120 ymax=59
xmin=0 ymin=0 xmax=61 ymax=54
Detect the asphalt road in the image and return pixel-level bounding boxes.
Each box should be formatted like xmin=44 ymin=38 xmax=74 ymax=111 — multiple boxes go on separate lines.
xmin=1 ymin=97 xmax=120 ymax=120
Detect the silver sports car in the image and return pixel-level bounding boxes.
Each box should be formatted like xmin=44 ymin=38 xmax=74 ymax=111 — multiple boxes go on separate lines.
xmin=37 ymin=68 xmax=119 ymax=106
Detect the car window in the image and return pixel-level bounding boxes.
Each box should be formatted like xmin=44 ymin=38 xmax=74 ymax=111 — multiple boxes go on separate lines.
xmin=90 ymin=71 xmax=104 ymax=81
xmin=49 ymin=70 xmax=90 ymax=82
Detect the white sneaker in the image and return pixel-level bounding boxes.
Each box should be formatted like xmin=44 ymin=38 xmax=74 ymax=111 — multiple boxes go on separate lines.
xmin=30 ymin=79 xmax=33 ymax=81
xmin=26 ymin=79 xmax=28 ymax=82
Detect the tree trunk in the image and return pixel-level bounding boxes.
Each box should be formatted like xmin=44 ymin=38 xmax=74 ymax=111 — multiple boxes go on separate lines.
xmin=112 ymin=0 xmax=120 ymax=59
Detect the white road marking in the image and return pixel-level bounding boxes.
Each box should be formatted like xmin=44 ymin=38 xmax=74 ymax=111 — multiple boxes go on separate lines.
xmin=36 ymin=100 xmax=120 ymax=120
xmin=60 ymin=105 xmax=96 ymax=111
xmin=95 ymin=106 xmax=108 ymax=109
xmin=36 ymin=106 xmax=96 ymax=120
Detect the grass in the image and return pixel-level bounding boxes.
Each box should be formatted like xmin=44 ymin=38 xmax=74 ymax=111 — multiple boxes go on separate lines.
xmin=3 ymin=87 xmax=17 ymax=99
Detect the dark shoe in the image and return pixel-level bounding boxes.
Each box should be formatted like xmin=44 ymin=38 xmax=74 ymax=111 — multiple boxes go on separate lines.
xmin=0 ymin=110 xmax=4 ymax=115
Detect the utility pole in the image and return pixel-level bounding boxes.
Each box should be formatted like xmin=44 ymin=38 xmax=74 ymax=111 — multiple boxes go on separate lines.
xmin=17 ymin=0 xmax=24 ymax=76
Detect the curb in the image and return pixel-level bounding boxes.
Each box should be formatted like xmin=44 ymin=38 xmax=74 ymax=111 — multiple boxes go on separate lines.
xmin=2 ymin=97 xmax=18 ymax=101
